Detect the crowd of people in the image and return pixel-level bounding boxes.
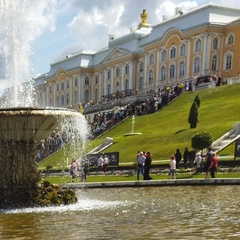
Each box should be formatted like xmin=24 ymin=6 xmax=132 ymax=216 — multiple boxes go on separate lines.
xmin=167 ymin=147 xmax=218 ymax=179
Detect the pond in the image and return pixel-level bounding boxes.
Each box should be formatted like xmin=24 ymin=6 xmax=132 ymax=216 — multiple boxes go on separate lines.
xmin=0 ymin=186 xmax=240 ymax=239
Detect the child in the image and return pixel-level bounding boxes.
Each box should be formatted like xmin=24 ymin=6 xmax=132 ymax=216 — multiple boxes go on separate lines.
xmin=168 ymin=155 xmax=176 ymax=179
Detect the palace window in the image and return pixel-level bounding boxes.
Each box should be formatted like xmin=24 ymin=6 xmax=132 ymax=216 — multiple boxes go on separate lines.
xmin=227 ymin=34 xmax=234 ymax=45
xmin=125 ymin=64 xmax=129 ymax=74
xmin=212 ymin=55 xmax=217 ymax=71
xmin=170 ymin=46 xmax=176 ymax=59
xmin=194 ymin=57 xmax=200 ymax=73
xmin=149 ymin=53 xmax=154 ymax=65
xmin=213 ymin=37 xmax=219 ymax=50
xmin=107 ymin=70 xmax=111 ymax=79
xmin=179 ymin=61 xmax=185 ymax=77
xmin=160 ymin=66 xmax=166 ymax=81
xmin=85 ymin=90 xmax=89 ymax=102
xmin=140 ymin=62 xmax=144 ymax=72
xmin=180 ymin=44 xmax=186 ymax=56
xmin=195 ymin=39 xmax=201 ymax=52
xmin=169 ymin=64 xmax=175 ymax=79
xmin=116 ymin=67 xmax=120 ymax=77
xmin=85 ymin=76 xmax=89 ymax=85
xmin=148 ymin=70 xmax=153 ymax=84
xmin=61 ymin=82 xmax=64 ymax=91
xmin=161 ymin=50 xmax=167 ymax=61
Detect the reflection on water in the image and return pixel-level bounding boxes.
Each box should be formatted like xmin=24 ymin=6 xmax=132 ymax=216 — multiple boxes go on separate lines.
xmin=0 ymin=186 xmax=240 ymax=239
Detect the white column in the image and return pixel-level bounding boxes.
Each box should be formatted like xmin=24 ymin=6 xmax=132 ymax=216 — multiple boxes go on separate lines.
xmin=186 ymin=39 xmax=191 ymax=79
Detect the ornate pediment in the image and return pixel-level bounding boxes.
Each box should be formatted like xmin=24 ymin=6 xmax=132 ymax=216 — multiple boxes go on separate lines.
xmin=103 ymin=49 xmax=131 ymax=63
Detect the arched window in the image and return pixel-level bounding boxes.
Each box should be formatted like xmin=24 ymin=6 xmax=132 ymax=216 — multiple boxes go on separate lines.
xmin=180 ymin=44 xmax=186 ymax=56
xmin=85 ymin=76 xmax=89 ymax=85
xmin=228 ymin=34 xmax=234 ymax=45
xmin=194 ymin=57 xmax=200 ymax=73
xmin=149 ymin=53 xmax=154 ymax=65
xmin=61 ymin=95 xmax=64 ymax=106
xmin=179 ymin=61 xmax=185 ymax=77
xmin=116 ymin=82 xmax=120 ymax=97
xmin=160 ymin=66 xmax=166 ymax=81
xmin=107 ymin=70 xmax=111 ymax=79
xmin=74 ymin=90 xmax=78 ymax=103
xmin=95 ymin=75 xmax=98 ymax=84
xmin=74 ymin=77 xmax=78 ymax=86
xmin=125 ymin=64 xmax=129 ymax=74
xmin=195 ymin=39 xmax=201 ymax=52
xmin=212 ymin=55 xmax=217 ymax=71
xmin=85 ymin=90 xmax=89 ymax=102
xmin=49 ymin=98 xmax=52 ymax=107
xmin=56 ymin=83 xmax=59 ymax=91
xmin=213 ymin=37 xmax=218 ymax=50
xmin=107 ymin=84 xmax=111 ymax=96
xmin=140 ymin=62 xmax=144 ymax=72
xmin=95 ymin=89 xmax=99 ymax=101
xmin=116 ymin=67 xmax=120 ymax=77
xmin=169 ymin=64 xmax=175 ymax=79
xmin=61 ymin=82 xmax=64 ymax=91
xmin=125 ymin=79 xmax=129 ymax=92
xmin=67 ymin=80 xmax=70 ymax=88
xmin=170 ymin=46 xmax=176 ymax=59
xmin=161 ymin=50 xmax=167 ymax=61
xmin=225 ymin=52 xmax=233 ymax=70
xmin=148 ymin=70 xmax=153 ymax=84
xmin=66 ymin=93 xmax=69 ymax=105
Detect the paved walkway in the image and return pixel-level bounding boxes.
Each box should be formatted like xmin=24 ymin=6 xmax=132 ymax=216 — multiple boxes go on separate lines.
xmin=61 ymin=178 xmax=240 ymax=189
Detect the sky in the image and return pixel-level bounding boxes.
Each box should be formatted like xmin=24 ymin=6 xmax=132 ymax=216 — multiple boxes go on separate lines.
xmin=1 ymin=0 xmax=240 ymax=79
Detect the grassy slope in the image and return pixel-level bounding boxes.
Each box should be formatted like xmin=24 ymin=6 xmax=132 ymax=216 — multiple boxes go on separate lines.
xmin=39 ymin=83 xmax=240 ymax=169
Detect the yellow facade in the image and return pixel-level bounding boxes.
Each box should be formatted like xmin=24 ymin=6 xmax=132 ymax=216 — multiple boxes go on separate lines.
xmin=34 ymin=3 xmax=240 ymax=110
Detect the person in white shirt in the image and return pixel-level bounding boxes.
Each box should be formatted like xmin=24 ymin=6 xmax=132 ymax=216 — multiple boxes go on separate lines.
xmin=168 ymin=155 xmax=176 ymax=179
xmin=102 ymin=155 xmax=109 ymax=175
xmin=137 ymin=152 xmax=146 ymax=181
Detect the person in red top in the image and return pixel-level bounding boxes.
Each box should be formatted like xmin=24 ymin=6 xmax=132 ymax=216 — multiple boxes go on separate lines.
xmin=209 ymin=152 xmax=218 ymax=178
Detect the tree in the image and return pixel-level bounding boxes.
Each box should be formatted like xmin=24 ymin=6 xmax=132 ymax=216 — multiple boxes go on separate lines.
xmin=191 ymin=132 xmax=213 ymax=150
xmin=188 ymin=101 xmax=198 ymax=128
xmin=194 ymin=94 xmax=201 ymax=108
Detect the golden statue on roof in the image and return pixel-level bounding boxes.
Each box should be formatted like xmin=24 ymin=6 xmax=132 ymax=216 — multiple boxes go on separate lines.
xmin=138 ymin=9 xmax=150 ymax=28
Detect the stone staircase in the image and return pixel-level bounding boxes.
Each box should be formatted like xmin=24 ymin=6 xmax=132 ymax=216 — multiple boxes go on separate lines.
xmin=210 ymin=122 xmax=240 ymax=154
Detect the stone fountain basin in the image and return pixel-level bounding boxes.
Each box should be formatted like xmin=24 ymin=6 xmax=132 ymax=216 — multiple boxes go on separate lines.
xmin=0 ymin=107 xmax=83 ymax=141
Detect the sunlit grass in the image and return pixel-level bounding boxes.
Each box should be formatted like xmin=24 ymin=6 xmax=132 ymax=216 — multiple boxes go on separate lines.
xmin=39 ymin=84 xmax=240 ymax=170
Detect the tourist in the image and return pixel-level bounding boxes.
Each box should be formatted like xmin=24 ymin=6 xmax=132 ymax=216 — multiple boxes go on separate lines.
xmin=97 ymin=154 xmax=104 ymax=172
xmin=189 ymin=149 xmax=197 ymax=168
xmin=168 ymin=155 xmax=176 ymax=179
xmin=204 ymin=147 xmax=212 ymax=179
xmin=144 ymin=152 xmax=152 ymax=180
xmin=137 ymin=152 xmax=146 ymax=181
xmin=102 ymin=155 xmax=109 ymax=175
xmin=209 ymin=152 xmax=218 ymax=178
xmin=192 ymin=152 xmax=202 ymax=174
xmin=70 ymin=158 xmax=78 ymax=183
xmin=80 ymin=155 xmax=89 ymax=182
xmin=183 ymin=147 xmax=190 ymax=167
xmin=174 ymin=148 xmax=182 ymax=169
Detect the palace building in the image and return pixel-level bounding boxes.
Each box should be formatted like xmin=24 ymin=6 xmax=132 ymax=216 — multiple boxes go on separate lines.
xmin=34 ymin=2 xmax=240 ymax=110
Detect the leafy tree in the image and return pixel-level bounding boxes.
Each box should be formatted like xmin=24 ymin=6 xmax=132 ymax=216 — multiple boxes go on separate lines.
xmin=191 ymin=132 xmax=213 ymax=150
xmin=188 ymin=101 xmax=198 ymax=128
xmin=194 ymin=94 xmax=201 ymax=108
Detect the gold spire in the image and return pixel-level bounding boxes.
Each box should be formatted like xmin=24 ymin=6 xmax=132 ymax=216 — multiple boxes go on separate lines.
xmin=138 ymin=9 xmax=150 ymax=28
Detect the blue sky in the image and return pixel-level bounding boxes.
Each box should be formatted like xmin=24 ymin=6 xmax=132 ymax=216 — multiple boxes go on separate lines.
xmin=1 ymin=0 xmax=240 ymax=80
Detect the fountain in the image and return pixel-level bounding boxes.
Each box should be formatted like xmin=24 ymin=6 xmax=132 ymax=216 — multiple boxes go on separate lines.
xmin=124 ymin=115 xmax=142 ymax=136
xmin=0 ymin=1 xmax=89 ymax=207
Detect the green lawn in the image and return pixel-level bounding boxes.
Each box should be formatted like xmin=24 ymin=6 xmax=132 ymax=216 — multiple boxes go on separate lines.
xmin=39 ymin=83 xmax=240 ymax=170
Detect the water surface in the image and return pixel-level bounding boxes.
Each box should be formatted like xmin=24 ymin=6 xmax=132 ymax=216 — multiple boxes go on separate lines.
xmin=0 ymin=186 xmax=240 ymax=239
